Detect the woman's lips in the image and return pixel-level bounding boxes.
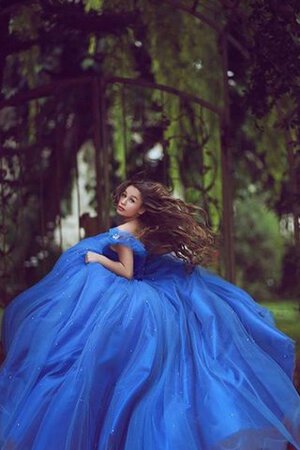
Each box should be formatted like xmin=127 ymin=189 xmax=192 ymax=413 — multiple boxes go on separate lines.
xmin=117 ymin=205 xmax=125 ymax=211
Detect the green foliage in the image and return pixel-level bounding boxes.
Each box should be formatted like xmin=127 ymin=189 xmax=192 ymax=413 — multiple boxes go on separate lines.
xmin=236 ymin=108 xmax=289 ymax=206
xmin=255 ymin=111 xmax=287 ymax=185
xmin=202 ymin=111 xmax=222 ymax=229
xmin=262 ymin=300 xmax=300 ymax=389
xmin=102 ymin=34 xmax=137 ymax=78
xmin=163 ymin=97 xmax=184 ymax=196
xmin=10 ymin=2 xmax=42 ymax=39
xmin=110 ymin=85 xmax=134 ymax=180
xmin=83 ymin=0 xmax=103 ymax=12
xmin=142 ymin=2 xmax=222 ymax=104
xmin=234 ymin=194 xmax=285 ymax=300
xmin=247 ymin=0 xmax=300 ymax=127
xmin=9 ymin=3 xmax=41 ymax=88
xmin=136 ymin=2 xmax=223 ymax=212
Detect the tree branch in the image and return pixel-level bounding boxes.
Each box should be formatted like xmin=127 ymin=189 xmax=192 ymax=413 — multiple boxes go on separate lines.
xmin=107 ymin=76 xmax=222 ymax=116
xmin=0 ymin=76 xmax=93 ymax=107
xmin=3 ymin=37 xmax=39 ymax=56
xmin=0 ymin=75 xmax=223 ymax=117
xmin=43 ymin=6 xmax=139 ymax=35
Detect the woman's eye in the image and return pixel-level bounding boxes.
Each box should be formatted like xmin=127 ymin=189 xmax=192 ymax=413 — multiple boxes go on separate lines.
xmin=130 ymin=198 xmax=135 ymax=203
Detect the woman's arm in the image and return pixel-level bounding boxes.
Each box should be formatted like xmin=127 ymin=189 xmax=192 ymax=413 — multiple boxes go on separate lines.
xmin=85 ymin=245 xmax=134 ymax=279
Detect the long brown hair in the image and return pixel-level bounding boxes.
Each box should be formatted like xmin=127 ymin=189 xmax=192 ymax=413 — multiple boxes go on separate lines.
xmin=113 ymin=179 xmax=216 ymax=266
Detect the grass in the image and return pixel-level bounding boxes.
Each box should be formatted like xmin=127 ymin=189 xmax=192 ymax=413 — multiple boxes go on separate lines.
xmin=261 ymin=300 xmax=300 ymax=357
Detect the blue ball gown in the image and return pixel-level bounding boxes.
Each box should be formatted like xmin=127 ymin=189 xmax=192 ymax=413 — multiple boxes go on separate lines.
xmin=0 ymin=227 xmax=300 ymax=450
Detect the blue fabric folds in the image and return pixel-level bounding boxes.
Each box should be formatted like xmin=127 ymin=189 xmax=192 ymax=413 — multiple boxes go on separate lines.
xmin=0 ymin=227 xmax=300 ymax=450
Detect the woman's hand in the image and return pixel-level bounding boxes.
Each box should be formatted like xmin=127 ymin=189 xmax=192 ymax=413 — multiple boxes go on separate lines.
xmin=85 ymin=251 xmax=101 ymax=264
xmin=85 ymin=247 xmax=133 ymax=279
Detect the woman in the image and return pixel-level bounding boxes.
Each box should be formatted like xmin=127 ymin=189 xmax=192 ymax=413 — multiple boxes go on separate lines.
xmin=0 ymin=178 xmax=300 ymax=450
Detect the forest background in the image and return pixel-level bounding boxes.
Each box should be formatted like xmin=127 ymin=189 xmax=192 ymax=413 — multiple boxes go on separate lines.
xmin=0 ymin=0 xmax=299 ymax=316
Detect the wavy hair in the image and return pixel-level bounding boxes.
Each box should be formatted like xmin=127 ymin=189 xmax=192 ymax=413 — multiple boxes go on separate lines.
xmin=113 ymin=179 xmax=216 ymax=266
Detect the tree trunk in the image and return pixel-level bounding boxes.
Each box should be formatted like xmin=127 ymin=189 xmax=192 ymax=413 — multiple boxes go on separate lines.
xmin=219 ymin=30 xmax=235 ymax=282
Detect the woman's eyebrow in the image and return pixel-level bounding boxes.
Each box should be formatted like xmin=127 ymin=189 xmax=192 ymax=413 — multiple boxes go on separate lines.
xmin=124 ymin=190 xmax=138 ymax=200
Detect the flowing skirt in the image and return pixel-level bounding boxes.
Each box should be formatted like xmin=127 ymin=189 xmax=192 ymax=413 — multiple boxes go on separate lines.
xmin=0 ymin=233 xmax=299 ymax=449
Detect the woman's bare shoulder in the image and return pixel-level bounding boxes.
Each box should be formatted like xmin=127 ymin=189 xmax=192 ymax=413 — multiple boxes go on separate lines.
xmin=116 ymin=222 xmax=139 ymax=235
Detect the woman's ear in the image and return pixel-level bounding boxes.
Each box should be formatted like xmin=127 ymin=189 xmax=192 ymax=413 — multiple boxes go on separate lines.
xmin=138 ymin=207 xmax=145 ymax=215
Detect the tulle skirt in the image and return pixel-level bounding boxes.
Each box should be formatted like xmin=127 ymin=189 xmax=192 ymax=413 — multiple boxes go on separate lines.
xmin=0 ymin=229 xmax=299 ymax=449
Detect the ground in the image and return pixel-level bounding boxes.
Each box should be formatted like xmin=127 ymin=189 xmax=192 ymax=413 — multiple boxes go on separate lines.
xmin=262 ymin=300 xmax=300 ymax=392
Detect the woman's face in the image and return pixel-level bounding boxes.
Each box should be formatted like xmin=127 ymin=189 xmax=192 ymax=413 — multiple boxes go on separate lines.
xmin=116 ymin=185 xmax=145 ymax=219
